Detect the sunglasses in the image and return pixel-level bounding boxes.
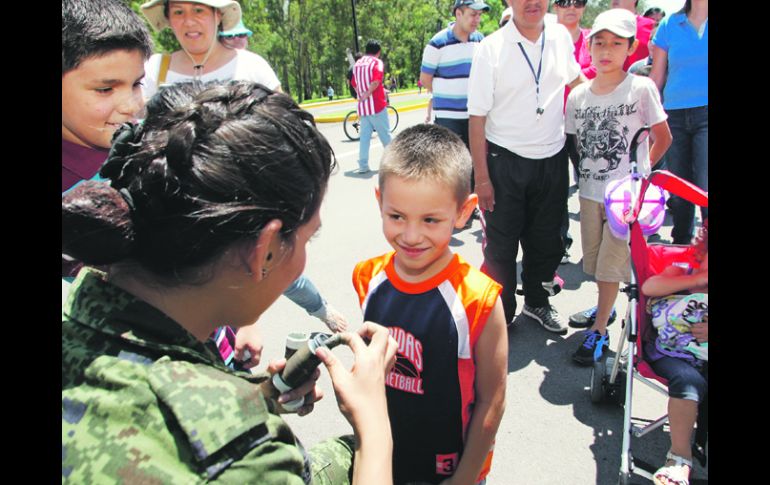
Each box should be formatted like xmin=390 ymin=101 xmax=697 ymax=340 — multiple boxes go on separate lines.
xmin=223 ymin=34 xmax=248 ymax=39
xmin=554 ymin=0 xmax=587 ymax=7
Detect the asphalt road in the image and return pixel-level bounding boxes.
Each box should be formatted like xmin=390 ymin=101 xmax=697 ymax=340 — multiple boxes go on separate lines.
xmin=264 ymin=104 xmax=708 ymax=485
xmin=61 ymin=99 xmax=707 ymax=484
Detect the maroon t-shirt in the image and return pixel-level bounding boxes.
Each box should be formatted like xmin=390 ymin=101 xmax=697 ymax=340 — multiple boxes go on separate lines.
xmin=61 ymin=139 xmax=108 ymax=193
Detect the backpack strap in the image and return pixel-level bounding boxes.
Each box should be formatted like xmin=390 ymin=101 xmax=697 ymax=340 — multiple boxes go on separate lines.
xmin=158 ymin=53 xmax=172 ymax=85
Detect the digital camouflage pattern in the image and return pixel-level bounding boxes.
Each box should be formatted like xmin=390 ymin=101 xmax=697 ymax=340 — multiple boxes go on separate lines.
xmin=62 ymin=268 xmax=355 ymax=484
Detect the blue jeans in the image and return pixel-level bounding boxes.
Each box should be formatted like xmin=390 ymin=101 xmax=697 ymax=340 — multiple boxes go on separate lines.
xmin=664 ymin=106 xmax=708 ymax=244
xmin=649 ymin=355 xmax=708 ymax=403
xmin=283 ymin=274 xmax=324 ymax=315
xmin=358 ymin=108 xmax=392 ymax=170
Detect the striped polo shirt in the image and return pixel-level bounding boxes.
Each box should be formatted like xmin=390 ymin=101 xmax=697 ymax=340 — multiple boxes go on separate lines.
xmin=421 ymin=23 xmax=484 ymax=120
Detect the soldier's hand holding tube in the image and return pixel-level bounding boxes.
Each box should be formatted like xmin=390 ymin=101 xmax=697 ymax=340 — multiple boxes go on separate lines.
xmin=315 ymin=321 xmax=397 ymax=435
xmin=261 ymin=360 xmax=323 ymax=417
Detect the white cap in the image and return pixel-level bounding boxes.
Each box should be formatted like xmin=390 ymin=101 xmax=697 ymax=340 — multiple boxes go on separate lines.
xmin=588 ymin=8 xmax=637 ymax=39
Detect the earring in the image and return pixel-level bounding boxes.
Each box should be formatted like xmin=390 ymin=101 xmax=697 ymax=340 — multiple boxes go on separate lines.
xmin=261 ymin=268 xmax=268 ymax=278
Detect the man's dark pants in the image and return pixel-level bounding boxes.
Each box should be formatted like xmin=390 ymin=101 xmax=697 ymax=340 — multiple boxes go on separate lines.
xmin=481 ymin=141 xmax=569 ymax=323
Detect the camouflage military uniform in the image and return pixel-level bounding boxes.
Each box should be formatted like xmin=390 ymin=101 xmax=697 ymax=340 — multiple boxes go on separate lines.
xmin=62 ymin=268 xmax=355 ymax=484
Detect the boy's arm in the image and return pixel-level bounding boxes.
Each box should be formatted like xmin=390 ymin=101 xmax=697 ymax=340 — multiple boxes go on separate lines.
xmin=648 ymin=120 xmax=672 ymax=166
xmin=641 ymin=265 xmax=708 ymax=297
xmin=441 ymin=298 xmax=507 ymax=485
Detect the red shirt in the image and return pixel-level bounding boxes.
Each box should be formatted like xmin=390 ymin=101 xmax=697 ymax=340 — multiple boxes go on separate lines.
xmin=624 ymin=15 xmax=655 ymax=71
xmin=352 ymin=55 xmax=387 ymax=116
xmin=62 ymin=139 xmax=108 ymax=193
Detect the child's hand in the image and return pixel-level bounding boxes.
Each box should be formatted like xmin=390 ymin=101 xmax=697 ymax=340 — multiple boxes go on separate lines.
xmin=691 ymin=322 xmax=708 ymax=343
xmin=234 ymin=323 xmax=263 ymax=369
xmin=694 ymin=269 xmax=708 ymax=289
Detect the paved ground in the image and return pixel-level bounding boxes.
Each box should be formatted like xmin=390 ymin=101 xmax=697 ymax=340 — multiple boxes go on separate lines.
xmin=62 ymin=98 xmax=708 ymax=484
xmin=258 ymin=105 xmax=708 ymax=484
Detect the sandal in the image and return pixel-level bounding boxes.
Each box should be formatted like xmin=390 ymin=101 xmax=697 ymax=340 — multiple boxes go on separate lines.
xmin=653 ymin=451 xmax=692 ymax=485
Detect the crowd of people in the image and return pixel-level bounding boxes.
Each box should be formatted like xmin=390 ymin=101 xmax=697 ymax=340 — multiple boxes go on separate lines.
xmin=62 ymin=1 xmax=708 ymax=484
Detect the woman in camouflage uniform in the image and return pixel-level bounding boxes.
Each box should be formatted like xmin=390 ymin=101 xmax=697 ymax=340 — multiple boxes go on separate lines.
xmin=62 ymin=81 xmax=396 ymax=484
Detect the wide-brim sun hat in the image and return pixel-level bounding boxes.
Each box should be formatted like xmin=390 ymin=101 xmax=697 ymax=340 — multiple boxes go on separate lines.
xmin=219 ymin=19 xmax=252 ymax=37
xmin=140 ymin=0 xmax=242 ymax=32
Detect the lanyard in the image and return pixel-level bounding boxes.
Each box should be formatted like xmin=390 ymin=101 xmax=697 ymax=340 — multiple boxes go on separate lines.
xmin=517 ymin=28 xmax=546 ymax=120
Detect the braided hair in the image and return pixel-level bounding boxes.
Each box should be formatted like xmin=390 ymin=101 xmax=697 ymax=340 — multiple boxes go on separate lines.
xmin=62 ymin=81 xmax=335 ymax=284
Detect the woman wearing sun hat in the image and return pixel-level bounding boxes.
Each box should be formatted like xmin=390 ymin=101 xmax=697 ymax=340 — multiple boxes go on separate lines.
xmin=140 ymin=0 xmax=281 ymax=99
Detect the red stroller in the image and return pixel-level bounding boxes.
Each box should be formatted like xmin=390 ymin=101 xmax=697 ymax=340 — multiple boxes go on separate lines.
xmin=588 ymin=127 xmax=709 ymax=484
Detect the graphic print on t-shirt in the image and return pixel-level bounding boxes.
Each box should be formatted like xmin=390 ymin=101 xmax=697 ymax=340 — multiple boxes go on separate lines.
xmin=387 ymin=326 xmax=425 ymax=395
xmin=575 ymin=101 xmax=638 ymax=180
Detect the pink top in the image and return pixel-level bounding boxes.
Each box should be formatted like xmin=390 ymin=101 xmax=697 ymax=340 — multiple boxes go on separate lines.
xmin=565 ymin=28 xmax=596 ymax=108
xmin=624 ymin=15 xmax=655 ymax=71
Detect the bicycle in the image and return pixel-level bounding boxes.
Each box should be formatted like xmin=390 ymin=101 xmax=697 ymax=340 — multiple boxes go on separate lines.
xmin=343 ymin=105 xmax=399 ymax=141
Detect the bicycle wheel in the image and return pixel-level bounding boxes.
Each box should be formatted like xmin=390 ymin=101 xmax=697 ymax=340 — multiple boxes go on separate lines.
xmin=343 ymin=111 xmax=360 ymax=141
xmin=387 ymin=105 xmax=399 ymax=133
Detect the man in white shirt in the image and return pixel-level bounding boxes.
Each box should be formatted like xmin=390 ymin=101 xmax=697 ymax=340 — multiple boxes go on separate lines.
xmin=467 ymin=0 xmax=584 ymax=332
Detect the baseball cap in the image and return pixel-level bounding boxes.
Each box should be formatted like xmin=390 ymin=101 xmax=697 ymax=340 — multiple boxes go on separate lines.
xmin=453 ymin=1 xmax=491 ymax=13
xmin=588 ymin=8 xmax=637 ymax=39
xmin=141 ymin=0 xmax=242 ymax=32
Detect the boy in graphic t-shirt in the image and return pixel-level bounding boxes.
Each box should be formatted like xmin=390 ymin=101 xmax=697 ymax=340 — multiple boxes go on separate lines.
xmin=352 ymin=124 xmax=507 ymax=484
xmin=565 ymin=8 xmax=672 ymax=365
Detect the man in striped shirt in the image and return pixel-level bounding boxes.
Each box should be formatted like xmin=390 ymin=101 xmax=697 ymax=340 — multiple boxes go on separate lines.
xmin=420 ymin=0 xmax=490 ymax=147
xmin=352 ymin=39 xmax=391 ymax=174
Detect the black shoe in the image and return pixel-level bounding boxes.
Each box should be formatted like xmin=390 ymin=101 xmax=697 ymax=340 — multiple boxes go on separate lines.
xmin=573 ymin=330 xmax=609 ymax=366
xmin=521 ymin=304 xmax=568 ymax=334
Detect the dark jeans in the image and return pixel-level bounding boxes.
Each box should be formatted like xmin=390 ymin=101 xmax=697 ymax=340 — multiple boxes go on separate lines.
xmin=664 ymin=106 xmax=708 ymax=244
xmin=481 ymin=142 xmax=569 ymax=322
xmin=435 ymin=117 xmax=474 ymax=191
xmin=435 ymin=117 xmax=469 ymax=148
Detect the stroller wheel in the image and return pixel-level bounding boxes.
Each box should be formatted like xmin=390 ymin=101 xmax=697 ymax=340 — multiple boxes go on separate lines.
xmin=590 ymin=359 xmax=606 ymax=403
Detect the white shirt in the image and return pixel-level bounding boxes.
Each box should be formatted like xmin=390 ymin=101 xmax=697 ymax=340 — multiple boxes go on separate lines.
xmin=566 ymin=75 xmax=668 ymax=203
xmin=142 ymin=49 xmax=281 ymax=100
xmin=467 ymin=20 xmax=580 ymax=159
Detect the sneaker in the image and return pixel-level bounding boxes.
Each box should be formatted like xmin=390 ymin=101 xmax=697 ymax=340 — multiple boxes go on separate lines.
xmin=521 ymin=304 xmax=568 ymax=334
xmin=573 ymin=329 xmax=609 ymax=366
xmin=354 ymin=166 xmax=371 ymax=174
xmin=568 ymin=306 xmax=617 ymax=329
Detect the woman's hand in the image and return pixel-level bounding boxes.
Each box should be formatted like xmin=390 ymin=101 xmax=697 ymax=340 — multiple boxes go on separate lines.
xmin=234 ymin=323 xmax=263 ymax=369
xmin=315 ymin=321 xmax=397 ymax=435
xmin=260 ymin=359 xmax=324 ymax=417
xmin=691 ymin=321 xmax=708 ymax=343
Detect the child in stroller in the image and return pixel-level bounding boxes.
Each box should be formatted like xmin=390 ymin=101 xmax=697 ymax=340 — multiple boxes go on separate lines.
xmin=642 ymin=221 xmax=708 ymax=485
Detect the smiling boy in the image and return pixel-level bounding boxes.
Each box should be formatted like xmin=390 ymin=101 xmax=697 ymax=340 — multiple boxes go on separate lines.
xmin=352 ymin=124 xmax=507 ymax=484
xmin=61 ymin=0 xmax=152 ymax=193
xmin=565 ymin=8 xmax=671 ymax=365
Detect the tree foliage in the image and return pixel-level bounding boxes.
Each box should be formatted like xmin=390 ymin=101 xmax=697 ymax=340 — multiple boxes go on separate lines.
xmin=127 ymin=0 xmax=652 ymax=103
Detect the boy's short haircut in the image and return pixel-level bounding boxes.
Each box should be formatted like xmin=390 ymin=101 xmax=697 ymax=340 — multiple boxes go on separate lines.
xmin=379 ymin=124 xmax=472 ymax=205
xmin=62 ymin=0 xmax=153 ymax=75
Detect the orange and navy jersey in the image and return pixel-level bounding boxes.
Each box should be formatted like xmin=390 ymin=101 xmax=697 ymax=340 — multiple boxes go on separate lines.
xmin=352 ymin=252 xmax=501 ymax=484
